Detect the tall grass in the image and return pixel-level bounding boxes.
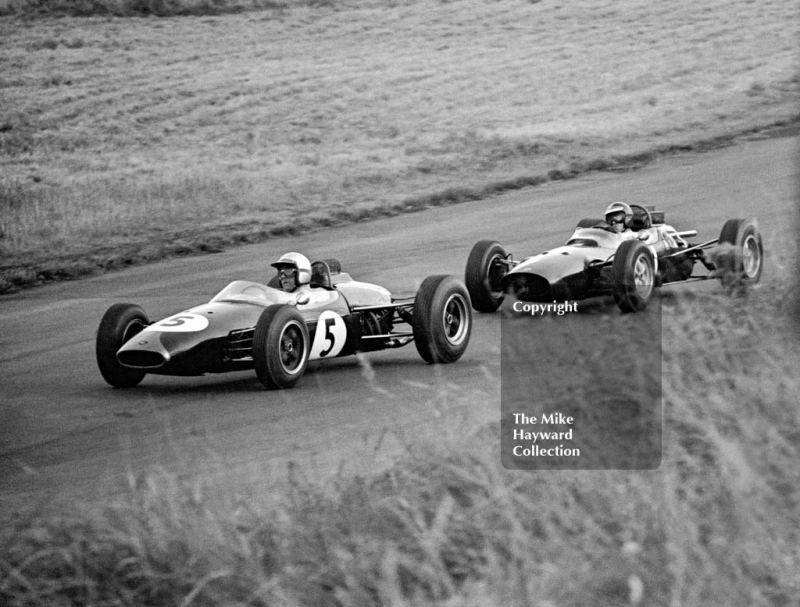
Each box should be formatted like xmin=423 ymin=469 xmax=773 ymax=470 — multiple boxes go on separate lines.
xmin=2 ymin=283 xmax=799 ymax=606
xmin=0 ymin=173 xmax=262 ymax=254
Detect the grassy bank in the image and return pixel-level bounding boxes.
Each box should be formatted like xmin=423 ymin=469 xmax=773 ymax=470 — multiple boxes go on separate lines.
xmin=1 ymin=0 xmax=798 ymax=293
xmin=0 ymin=0 xmax=298 ymax=18
xmin=2 ymin=282 xmax=799 ymax=606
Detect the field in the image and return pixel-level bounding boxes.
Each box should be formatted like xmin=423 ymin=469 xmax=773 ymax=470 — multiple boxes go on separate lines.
xmin=0 ymin=0 xmax=798 ymax=291
xmin=1 ymin=0 xmax=800 ymax=605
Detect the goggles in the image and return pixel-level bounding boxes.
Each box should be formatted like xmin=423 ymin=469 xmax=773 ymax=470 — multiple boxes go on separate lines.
xmin=278 ymin=268 xmax=297 ymax=279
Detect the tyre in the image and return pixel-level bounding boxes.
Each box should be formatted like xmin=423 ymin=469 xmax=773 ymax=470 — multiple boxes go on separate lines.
xmin=253 ymin=304 xmax=309 ymax=389
xmin=413 ymin=275 xmax=472 ymax=363
xmin=611 ymin=240 xmax=655 ymax=313
xmin=464 ymin=240 xmax=508 ymax=312
xmin=96 ymin=303 xmax=149 ymax=388
xmin=717 ymin=218 xmax=763 ymax=286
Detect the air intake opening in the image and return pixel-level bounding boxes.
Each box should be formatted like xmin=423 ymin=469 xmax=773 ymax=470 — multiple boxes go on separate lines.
xmin=118 ymin=351 xmax=165 ymax=369
xmin=502 ymin=274 xmax=551 ymax=301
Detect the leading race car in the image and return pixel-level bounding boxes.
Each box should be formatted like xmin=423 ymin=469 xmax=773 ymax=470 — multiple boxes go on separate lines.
xmin=465 ymin=203 xmax=763 ymax=313
xmin=96 ymin=260 xmax=472 ymax=390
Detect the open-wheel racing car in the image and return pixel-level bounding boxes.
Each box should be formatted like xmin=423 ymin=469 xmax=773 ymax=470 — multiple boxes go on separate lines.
xmin=96 ymin=259 xmax=472 ymax=389
xmin=465 ymin=204 xmax=763 ymax=313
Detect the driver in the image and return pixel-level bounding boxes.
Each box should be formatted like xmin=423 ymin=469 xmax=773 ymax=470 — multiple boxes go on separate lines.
xmin=270 ymin=252 xmax=342 ymax=308
xmin=603 ymin=201 xmax=634 ymax=233
xmin=271 ymin=252 xmax=312 ymax=293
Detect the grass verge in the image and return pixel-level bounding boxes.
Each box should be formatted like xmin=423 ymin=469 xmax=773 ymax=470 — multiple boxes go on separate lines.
xmin=2 ymin=121 xmax=798 ymax=295
xmin=1 ymin=0 xmax=798 ymax=294
xmin=0 ymin=0 xmax=300 ymax=18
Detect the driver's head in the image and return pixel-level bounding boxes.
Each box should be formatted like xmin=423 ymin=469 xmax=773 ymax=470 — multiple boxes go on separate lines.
xmin=271 ymin=252 xmax=311 ymax=292
xmin=604 ymin=202 xmax=633 ymax=233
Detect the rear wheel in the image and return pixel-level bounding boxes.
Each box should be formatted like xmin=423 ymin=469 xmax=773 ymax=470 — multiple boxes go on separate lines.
xmin=413 ymin=275 xmax=472 ymax=363
xmin=612 ymin=240 xmax=655 ymax=313
xmin=717 ymin=219 xmax=763 ymax=286
xmin=465 ymin=240 xmax=508 ymax=312
xmin=253 ymin=305 xmax=309 ymax=389
xmin=96 ymin=303 xmax=149 ymax=387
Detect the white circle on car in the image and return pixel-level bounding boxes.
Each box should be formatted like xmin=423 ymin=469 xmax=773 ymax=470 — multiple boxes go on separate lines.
xmin=149 ymin=313 xmax=209 ymax=332
xmin=309 ymin=310 xmax=347 ymax=359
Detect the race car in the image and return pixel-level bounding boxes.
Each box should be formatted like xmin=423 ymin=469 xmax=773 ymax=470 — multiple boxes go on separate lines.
xmin=96 ymin=260 xmax=472 ymax=389
xmin=465 ymin=204 xmax=763 ymax=313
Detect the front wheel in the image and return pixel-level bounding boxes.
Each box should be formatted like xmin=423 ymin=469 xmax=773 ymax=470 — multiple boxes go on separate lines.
xmin=413 ymin=275 xmax=472 ymax=364
xmin=465 ymin=240 xmax=508 ymax=313
xmin=96 ymin=303 xmax=149 ymax=387
xmin=253 ymin=305 xmax=309 ymax=389
xmin=611 ymin=240 xmax=655 ymax=313
xmin=717 ymin=218 xmax=763 ymax=286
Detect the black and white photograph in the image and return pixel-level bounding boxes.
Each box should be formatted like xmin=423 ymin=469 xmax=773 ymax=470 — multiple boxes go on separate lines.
xmin=1 ymin=0 xmax=798 ymax=604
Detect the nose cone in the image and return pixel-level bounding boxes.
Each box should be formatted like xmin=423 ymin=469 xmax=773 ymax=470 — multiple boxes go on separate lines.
xmin=514 ymin=248 xmax=590 ymax=282
xmin=501 ymin=246 xmax=600 ymax=302
xmin=117 ymin=334 xmax=170 ymax=369
xmin=502 ymin=272 xmax=552 ymax=301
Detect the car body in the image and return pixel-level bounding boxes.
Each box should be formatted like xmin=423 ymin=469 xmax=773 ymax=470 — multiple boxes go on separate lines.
xmin=465 ymin=204 xmax=763 ymax=313
xmin=96 ymin=259 xmax=472 ymax=389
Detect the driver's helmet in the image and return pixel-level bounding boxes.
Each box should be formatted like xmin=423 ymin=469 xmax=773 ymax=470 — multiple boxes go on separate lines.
xmin=604 ymin=202 xmax=633 ymax=232
xmin=271 ymin=252 xmax=312 ymax=289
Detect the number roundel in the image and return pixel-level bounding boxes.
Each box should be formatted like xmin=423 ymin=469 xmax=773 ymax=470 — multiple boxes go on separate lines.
xmin=309 ymin=311 xmax=347 ymax=360
xmin=150 ymin=313 xmax=209 ymax=333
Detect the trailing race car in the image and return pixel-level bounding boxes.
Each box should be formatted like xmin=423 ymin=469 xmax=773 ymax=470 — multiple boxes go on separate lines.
xmin=465 ymin=203 xmax=763 ymax=313
xmin=96 ymin=259 xmax=472 ymax=389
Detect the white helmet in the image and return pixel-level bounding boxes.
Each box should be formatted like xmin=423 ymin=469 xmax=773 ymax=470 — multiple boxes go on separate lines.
xmin=271 ymin=252 xmax=312 ymax=286
xmin=604 ymin=202 xmax=633 ymax=227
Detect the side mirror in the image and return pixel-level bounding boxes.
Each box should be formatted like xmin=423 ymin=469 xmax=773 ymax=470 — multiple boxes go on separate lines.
xmin=295 ymin=293 xmax=310 ymax=306
xmin=637 ymin=232 xmax=650 ymax=241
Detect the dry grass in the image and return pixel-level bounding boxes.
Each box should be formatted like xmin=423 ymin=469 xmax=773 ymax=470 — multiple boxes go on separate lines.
xmin=0 ymin=0 xmax=295 ymax=17
xmin=1 ymin=0 xmax=798 ymax=291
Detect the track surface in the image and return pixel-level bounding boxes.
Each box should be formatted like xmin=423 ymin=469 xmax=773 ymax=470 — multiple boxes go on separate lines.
xmin=1 ymin=135 xmax=797 ymax=520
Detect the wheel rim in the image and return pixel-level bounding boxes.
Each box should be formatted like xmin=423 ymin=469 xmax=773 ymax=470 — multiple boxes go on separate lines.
xmin=486 ymin=255 xmax=506 ymax=296
xmin=442 ymin=294 xmax=469 ymax=346
xmin=278 ymin=321 xmax=306 ymax=375
xmin=741 ymin=234 xmax=761 ymax=278
xmin=633 ymin=254 xmax=654 ymax=299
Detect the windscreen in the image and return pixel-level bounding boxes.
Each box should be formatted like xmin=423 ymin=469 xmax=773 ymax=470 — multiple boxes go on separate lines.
xmin=210 ymin=281 xmax=294 ymax=307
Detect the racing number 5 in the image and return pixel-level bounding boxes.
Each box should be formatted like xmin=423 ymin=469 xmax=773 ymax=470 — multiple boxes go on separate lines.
xmin=159 ymin=315 xmax=193 ymax=327
xmin=152 ymin=313 xmax=209 ymax=333
xmin=310 ymin=311 xmax=346 ymax=359
xmin=319 ymin=317 xmax=337 ymax=357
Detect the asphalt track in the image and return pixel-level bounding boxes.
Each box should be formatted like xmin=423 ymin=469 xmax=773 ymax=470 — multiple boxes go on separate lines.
xmin=1 ymin=134 xmax=797 ymax=521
